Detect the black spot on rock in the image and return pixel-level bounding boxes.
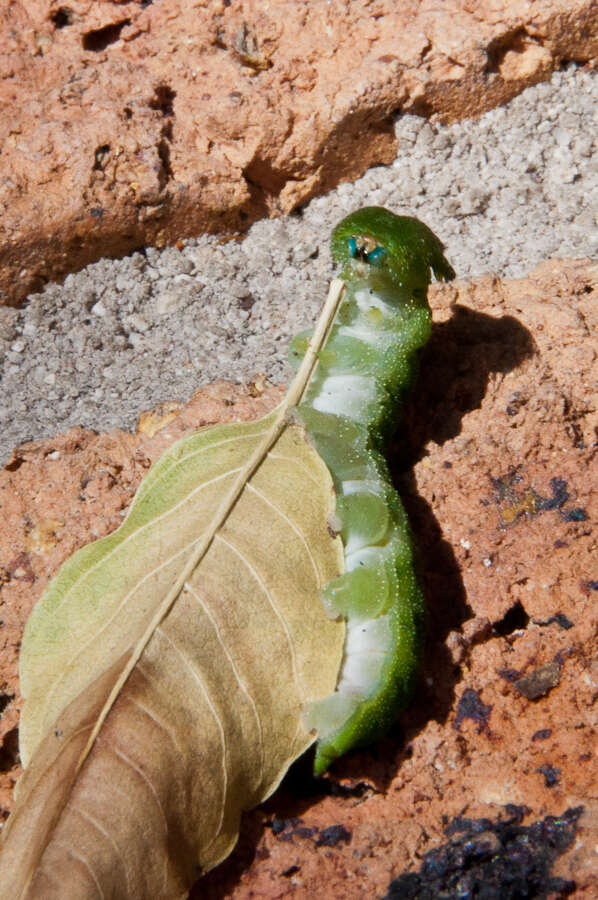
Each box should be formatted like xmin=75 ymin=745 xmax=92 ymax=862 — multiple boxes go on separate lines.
xmin=531 ymin=728 xmax=552 ymax=742
xmin=535 ymin=612 xmax=573 ymax=630
xmin=316 ymin=825 xmax=352 ymax=847
xmin=384 ymin=805 xmax=582 ymax=899
xmin=498 ymin=668 xmax=521 ymax=683
xmin=563 ymin=507 xmax=587 ymax=522
xmin=269 ymin=816 xmax=302 ymax=836
xmin=149 ymin=84 xmax=176 ymax=117
xmin=537 ymin=764 xmax=561 ymax=787
xmin=454 ymin=688 xmax=492 ymax=733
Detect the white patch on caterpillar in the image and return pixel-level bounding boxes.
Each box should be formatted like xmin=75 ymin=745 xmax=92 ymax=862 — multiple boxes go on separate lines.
xmin=337 ymin=323 xmax=395 ymax=347
xmin=303 ymin=617 xmax=393 ymax=735
xmin=345 ymin=615 xmax=392 ymax=655
xmin=302 ymin=692 xmax=360 ymax=738
xmin=340 ymin=478 xmax=387 ymax=497
xmin=336 ymin=615 xmax=393 ymax=696
xmin=342 ymin=531 xmax=370 ymax=557
xmin=337 ymin=654 xmax=387 ymax=696
xmin=344 ymin=543 xmax=391 ymax=573
xmin=343 ymin=526 xmax=386 ymax=557
xmin=353 ymin=288 xmax=394 ymax=317
xmin=311 ymin=374 xmax=377 ymax=420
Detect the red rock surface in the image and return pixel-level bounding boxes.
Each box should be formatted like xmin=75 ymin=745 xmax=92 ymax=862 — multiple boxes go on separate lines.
xmin=1 ymin=0 xmax=597 ymax=304
xmin=0 ymin=259 xmax=596 ymax=896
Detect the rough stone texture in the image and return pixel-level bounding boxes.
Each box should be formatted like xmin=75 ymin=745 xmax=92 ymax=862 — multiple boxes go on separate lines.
xmin=1 ymin=0 xmax=597 ymax=305
xmin=0 ymin=259 xmax=597 ymax=896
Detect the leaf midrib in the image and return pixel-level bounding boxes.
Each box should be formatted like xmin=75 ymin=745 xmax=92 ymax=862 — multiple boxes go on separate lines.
xmin=75 ymin=279 xmax=346 ymax=786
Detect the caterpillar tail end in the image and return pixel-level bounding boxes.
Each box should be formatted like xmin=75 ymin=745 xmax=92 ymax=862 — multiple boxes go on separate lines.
xmin=310 ymin=670 xmax=417 ymax=777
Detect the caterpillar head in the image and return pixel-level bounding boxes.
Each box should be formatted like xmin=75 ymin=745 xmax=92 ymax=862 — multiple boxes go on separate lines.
xmin=331 ymin=206 xmax=455 ymax=300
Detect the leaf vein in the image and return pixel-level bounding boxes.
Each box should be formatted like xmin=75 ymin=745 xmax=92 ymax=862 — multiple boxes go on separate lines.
xmin=126 ymin=694 xmax=182 ymax=755
xmin=184 ymin=582 xmax=265 ymax=788
xmin=40 ymin=537 xmax=202 ymax=740
xmin=106 ymin=745 xmax=170 ymax=891
xmin=108 ymin=745 xmax=169 ymax=840
xmin=215 ymin=534 xmax=301 ymax=694
xmin=137 ymin=427 xmax=272 ymax=500
xmin=54 ymin=841 xmax=105 ymax=900
xmin=267 ymin=452 xmax=321 ymax=488
xmin=154 ymin=626 xmax=228 ymax=846
xmin=70 ymin=805 xmax=131 ymax=896
xmin=246 ymin=483 xmax=321 ymax=586
xmin=53 ymin=467 xmax=243 ymax=616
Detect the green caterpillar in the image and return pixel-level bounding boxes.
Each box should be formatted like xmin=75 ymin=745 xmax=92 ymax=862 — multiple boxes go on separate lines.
xmin=290 ymin=207 xmax=455 ymax=774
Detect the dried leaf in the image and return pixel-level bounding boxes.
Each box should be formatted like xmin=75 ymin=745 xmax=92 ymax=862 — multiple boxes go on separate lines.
xmin=1 ymin=285 xmax=347 ymax=898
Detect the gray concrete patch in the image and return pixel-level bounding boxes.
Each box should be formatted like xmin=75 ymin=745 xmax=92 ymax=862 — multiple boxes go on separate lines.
xmin=1 ymin=64 xmax=597 ymax=463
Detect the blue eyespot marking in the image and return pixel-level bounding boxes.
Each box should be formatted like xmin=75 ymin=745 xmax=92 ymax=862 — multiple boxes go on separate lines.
xmin=367 ymin=246 xmax=387 ymax=266
xmin=347 ymin=234 xmax=387 ymax=267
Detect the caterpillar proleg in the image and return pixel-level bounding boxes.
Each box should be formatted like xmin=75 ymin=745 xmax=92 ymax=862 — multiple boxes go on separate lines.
xmin=291 ymin=207 xmax=455 ymax=774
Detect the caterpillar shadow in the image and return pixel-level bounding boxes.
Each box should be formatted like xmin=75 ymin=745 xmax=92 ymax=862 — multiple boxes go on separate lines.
xmin=389 ymin=304 xmax=535 ymax=742
xmin=196 ymin=304 xmax=535 ymax=898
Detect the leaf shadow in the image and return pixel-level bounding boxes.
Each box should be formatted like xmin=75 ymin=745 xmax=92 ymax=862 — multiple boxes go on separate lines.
xmin=194 ymin=303 xmax=535 ymax=897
